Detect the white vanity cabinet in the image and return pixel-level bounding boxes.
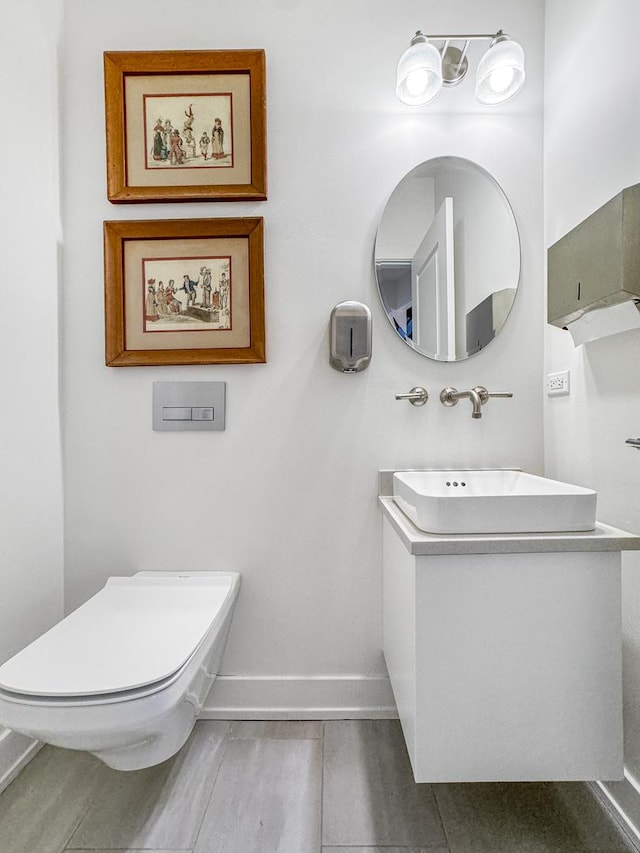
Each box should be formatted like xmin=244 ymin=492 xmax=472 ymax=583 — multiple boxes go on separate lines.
xmin=380 ymin=492 xmax=640 ymax=783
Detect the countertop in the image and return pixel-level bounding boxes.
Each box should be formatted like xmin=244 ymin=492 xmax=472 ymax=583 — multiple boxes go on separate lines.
xmin=378 ymin=469 xmax=640 ymax=556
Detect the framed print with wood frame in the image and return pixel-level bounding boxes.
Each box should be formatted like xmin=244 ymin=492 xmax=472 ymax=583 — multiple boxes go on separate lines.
xmin=104 ymin=218 xmax=265 ymax=366
xmin=104 ymin=50 xmax=267 ymax=202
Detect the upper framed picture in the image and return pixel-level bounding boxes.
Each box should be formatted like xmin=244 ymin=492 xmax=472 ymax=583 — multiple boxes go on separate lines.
xmin=104 ymin=49 xmax=267 ymax=203
xmin=104 ymin=217 xmax=265 ymax=366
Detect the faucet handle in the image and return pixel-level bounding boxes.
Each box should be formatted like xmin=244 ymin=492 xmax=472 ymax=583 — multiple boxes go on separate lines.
xmin=395 ymin=386 xmax=429 ymax=406
xmin=474 ymin=386 xmax=513 ymax=404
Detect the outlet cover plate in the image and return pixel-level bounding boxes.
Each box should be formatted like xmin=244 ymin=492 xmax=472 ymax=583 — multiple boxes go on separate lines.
xmin=546 ymin=369 xmax=570 ymax=397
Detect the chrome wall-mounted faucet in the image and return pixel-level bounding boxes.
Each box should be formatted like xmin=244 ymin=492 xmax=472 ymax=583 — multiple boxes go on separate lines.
xmin=440 ymin=385 xmax=512 ymax=418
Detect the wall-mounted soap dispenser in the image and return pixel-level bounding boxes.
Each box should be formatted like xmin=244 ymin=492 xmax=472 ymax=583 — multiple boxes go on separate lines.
xmin=329 ymin=301 xmax=372 ymax=372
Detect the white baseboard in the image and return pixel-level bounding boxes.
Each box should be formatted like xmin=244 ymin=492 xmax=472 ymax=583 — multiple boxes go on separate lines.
xmin=201 ymin=674 xmax=398 ymax=720
xmin=0 ymin=727 xmax=42 ymax=795
xmin=590 ymin=774 xmax=640 ymax=851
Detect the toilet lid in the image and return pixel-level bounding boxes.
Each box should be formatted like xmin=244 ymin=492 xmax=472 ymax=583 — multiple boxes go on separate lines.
xmin=0 ymin=574 xmax=234 ymax=697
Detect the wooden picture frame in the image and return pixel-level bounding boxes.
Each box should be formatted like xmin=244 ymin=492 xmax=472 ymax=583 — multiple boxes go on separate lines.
xmin=104 ymin=218 xmax=265 ymax=366
xmin=104 ymin=50 xmax=267 ymax=203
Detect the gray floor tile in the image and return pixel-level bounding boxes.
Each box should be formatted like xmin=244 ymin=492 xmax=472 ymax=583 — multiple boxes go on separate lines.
xmin=67 ymin=720 xmax=230 ymax=850
xmin=322 ymin=720 xmax=447 ymax=848
xmin=322 ymin=848 xmax=450 ymax=852
xmin=230 ymin=720 xmax=323 ymax=739
xmin=1 ymin=718 xmax=632 ymax=853
xmin=0 ymin=745 xmax=108 ymax=853
xmin=434 ymin=781 xmax=635 ymax=853
xmin=194 ymin=737 xmax=322 ymax=853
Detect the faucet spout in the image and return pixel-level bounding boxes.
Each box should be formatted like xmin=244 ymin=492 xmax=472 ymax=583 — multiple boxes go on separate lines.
xmin=439 ymin=387 xmax=483 ymax=418
xmin=466 ymin=388 xmax=483 ymax=418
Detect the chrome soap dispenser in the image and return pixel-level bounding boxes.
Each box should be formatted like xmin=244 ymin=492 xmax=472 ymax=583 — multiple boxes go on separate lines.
xmin=329 ymin=301 xmax=372 ymax=372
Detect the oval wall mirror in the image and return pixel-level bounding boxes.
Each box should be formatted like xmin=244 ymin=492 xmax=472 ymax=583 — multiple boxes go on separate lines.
xmin=374 ymin=156 xmax=520 ymax=361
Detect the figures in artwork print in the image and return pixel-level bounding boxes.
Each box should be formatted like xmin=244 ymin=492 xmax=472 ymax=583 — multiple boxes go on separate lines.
xmin=145 ymin=279 xmax=159 ymax=322
xmin=146 ymin=95 xmax=231 ymax=168
xmin=211 ymin=118 xmax=224 ymax=159
xmin=199 ymin=130 xmax=211 ymax=160
xmin=143 ymin=258 xmax=232 ymax=333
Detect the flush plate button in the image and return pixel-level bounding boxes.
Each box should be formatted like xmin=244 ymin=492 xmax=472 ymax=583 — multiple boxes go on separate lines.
xmin=162 ymin=407 xmax=192 ymax=421
xmin=192 ymin=407 xmax=214 ymax=421
xmin=153 ymin=382 xmax=225 ymax=431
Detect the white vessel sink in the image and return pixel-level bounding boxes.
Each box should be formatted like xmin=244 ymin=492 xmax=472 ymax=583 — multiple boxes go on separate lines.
xmin=393 ymin=470 xmax=597 ymax=535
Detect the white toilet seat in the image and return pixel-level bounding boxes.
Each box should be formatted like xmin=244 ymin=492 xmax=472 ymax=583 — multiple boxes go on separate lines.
xmin=0 ymin=573 xmax=231 ymax=699
xmin=0 ymin=660 xmax=187 ymax=706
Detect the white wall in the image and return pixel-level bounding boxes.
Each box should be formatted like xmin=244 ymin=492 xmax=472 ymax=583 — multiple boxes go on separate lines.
xmin=0 ymin=0 xmax=65 ymax=782
xmin=0 ymin=2 xmax=64 ymax=663
xmin=62 ymin=0 xmax=544 ymax=713
xmin=544 ymin=0 xmax=640 ymax=825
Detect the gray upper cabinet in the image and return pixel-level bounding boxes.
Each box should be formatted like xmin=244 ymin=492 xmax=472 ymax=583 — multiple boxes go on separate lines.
xmin=548 ymin=184 xmax=640 ymax=328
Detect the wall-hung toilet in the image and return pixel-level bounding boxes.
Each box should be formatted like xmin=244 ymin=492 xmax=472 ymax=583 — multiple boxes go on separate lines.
xmin=0 ymin=571 xmax=240 ymax=771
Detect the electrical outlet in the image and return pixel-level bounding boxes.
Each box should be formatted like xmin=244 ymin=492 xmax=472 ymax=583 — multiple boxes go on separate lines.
xmin=546 ymin=369 xmax=570 ymax=397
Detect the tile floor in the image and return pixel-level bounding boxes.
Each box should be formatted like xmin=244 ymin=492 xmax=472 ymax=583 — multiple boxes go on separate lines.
xmin=0 ymin=719 xmax=636 ymax=853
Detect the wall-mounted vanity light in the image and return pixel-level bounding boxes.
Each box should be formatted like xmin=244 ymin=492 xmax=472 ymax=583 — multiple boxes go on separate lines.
xmin=396 ymin=30 xmax=525 ymax=106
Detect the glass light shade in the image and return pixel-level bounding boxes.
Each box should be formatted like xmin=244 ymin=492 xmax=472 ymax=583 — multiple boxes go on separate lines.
xmin=475 ymin=37 xmax=525 ymax=105
xmin=396 ymin=38 xmax=443 ymax=105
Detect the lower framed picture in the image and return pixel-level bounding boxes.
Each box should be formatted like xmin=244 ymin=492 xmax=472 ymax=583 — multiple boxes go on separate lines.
xmin=104 ymin=217 xmax=265 ymax=366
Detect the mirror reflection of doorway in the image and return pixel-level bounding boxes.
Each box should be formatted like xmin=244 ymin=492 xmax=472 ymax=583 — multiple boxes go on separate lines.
xmin=412 ymin=197 xmax=455 ymax=360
